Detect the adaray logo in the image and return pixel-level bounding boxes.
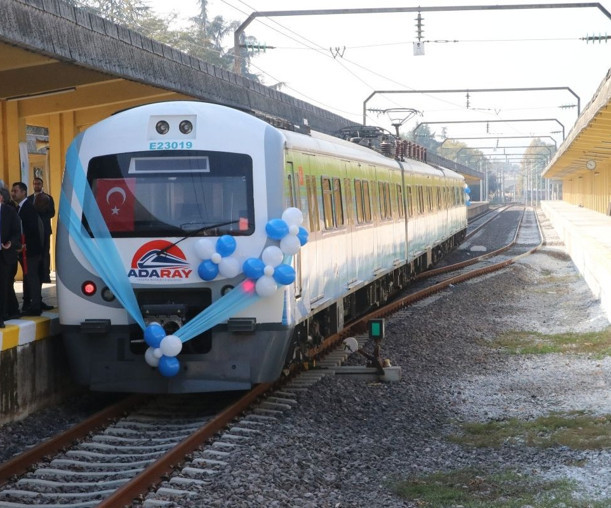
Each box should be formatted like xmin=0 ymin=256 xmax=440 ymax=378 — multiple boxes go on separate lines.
xmin=128 ymin=240 xmax=193 ymax=279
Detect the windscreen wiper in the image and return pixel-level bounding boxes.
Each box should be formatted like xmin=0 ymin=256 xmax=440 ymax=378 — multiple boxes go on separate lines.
xmin=157 ymin=219 xmax=239 ymax=255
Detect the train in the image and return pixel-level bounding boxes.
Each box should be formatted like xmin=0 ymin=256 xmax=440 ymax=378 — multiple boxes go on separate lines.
xmin=57 ymin=101 xmax=467 ymax=393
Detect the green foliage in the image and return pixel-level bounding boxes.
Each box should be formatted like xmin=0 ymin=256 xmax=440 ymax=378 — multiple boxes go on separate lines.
xmin=68 ymin=0 xmax=261 ymax=81
xmin=393 ymin=467 xmax=608 ymax=507
xmin=449 ymin=411 xmax=611 ymax=450
xmin=495 ymin=327 xmax=611 ymax=358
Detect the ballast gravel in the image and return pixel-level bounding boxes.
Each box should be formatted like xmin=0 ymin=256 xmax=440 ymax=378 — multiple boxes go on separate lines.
xmin=1 ymin=209 xmax=609 ymax=507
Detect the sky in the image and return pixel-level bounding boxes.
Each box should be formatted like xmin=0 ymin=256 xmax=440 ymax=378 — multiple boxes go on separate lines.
xmin=145 ymin=0 xmax=611 ymax=152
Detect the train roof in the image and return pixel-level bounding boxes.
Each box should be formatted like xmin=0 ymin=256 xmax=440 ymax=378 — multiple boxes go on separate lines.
xmin=280 ymin=127 xmax=463 ymax=181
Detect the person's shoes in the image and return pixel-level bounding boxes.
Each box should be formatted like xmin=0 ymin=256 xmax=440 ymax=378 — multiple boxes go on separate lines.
xmin=5 ymin=313 xmax=22 ymax=320
xmin=40 ymin=302 xmax=53 ymax=310
xmin=22 ymin=308 xmax=41 ymax=316
xmin=42 ymin=277 xmax=52 ymax=283
xmin=0 ymin=321 xmax=5 ymax=328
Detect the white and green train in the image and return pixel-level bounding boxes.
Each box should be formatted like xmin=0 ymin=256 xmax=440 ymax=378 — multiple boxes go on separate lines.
xmin=57 ymin=101 xmax=467 ymax=393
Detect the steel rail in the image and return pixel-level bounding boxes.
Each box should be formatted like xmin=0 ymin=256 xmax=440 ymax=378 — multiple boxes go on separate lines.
xmin=309 ymin=206 xmax=542 ymax=358
xmin=97 ymin=382 xmax=272 ymax=508
xmin=0 ymin=394 xmax=149 ymax=487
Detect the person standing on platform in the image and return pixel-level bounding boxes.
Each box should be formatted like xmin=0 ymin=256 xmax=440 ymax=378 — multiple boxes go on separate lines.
xmin=11 ymin=182 xmax=43 ymax=316
xmin=28 ymin=177 xmax=55 ymax=286
xmin=0 ymin=187 xmax=22 ymax=327
xmin=0 ymin=187 xmax=21 ymax=320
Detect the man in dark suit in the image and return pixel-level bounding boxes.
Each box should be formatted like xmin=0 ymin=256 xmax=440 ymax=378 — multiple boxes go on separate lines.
xmin=0 ymin=187 xmax=21 ymax=320
xmin=0 ymin=187 xmax=22 ymax=327
xmin=27 ymin=177 xmax=54 ymax=286
xmin=11 ymin=182 xmax=43 ymax=316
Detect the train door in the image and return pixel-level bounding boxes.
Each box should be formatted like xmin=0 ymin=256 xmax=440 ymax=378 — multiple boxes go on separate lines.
xmin=286 ymin=161 xmax=302 ymax=297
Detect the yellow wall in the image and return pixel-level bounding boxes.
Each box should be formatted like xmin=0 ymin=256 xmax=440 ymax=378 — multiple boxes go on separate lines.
xmin=562 ymin=162 xmax=611 ymax=214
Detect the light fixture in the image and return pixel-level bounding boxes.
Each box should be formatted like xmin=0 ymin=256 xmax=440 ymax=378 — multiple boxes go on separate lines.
xmin=586 ymin=160 xmax=597 ymax=170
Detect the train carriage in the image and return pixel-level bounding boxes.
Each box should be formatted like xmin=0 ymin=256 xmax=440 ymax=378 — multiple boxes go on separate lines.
xmin=57 ymin=101 xmax=466 ymax=393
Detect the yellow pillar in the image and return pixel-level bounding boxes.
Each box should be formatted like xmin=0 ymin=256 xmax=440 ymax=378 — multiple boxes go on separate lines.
xmin=47 ymin=111 xmax=76 ymax=275
xmin=0 ymin=101 xmax=27 ymax=187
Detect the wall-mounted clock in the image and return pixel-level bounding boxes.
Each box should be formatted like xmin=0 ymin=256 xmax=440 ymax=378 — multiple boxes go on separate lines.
xmin=586 ymin=160 xmax=597 ymax=170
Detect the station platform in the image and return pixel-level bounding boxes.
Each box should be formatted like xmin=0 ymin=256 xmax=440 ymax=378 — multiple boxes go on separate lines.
xmin=540 ymin=200 xmax=611 ymax=322
xmin=0 ymin=280 xmax=58 ymax=354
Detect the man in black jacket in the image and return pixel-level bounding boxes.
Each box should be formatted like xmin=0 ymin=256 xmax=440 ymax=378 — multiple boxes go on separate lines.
xmin=27 ymin=177 xmax=55 ymax=286
xmin=0 ymin=187 xmax=22 ymax=327
xmin=11 ymin=182 xmax=43 ymax=316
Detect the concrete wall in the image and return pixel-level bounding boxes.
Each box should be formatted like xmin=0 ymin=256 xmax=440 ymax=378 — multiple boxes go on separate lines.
xmin=0 ymin=334 xmax=77 ymax=424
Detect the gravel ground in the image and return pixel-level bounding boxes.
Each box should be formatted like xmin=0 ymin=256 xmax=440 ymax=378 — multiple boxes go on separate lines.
xmin=1 ymin=209 xmax=609 ymax=507
xmin=179 ymin=210 xmax=610 ymax=507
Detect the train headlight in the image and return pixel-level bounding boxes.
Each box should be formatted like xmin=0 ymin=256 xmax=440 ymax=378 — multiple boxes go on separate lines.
xmin=179 ymin=120 xmax=193 ymax=134
xmin=82 ymin=281 xmax=97 ymax=296
xmin=155 ymin=120 xmax=170 ymax=135
xmin=221 ymin=285 xmax=234 ymax=296
xmin=101 ymin=287 xmax=116 ymax=302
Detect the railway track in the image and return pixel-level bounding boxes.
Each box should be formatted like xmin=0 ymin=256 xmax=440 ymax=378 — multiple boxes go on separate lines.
xmin=0 ymin=205 xmax=542 ymax=507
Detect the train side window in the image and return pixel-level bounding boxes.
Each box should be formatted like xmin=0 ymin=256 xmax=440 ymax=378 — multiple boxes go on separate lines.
xmin=344 ymin=177 xmax=353 ymax=225
xmin=354 ymin=180 xmax=364 ymax=224
xmin=363 ymin=181 xmax=372 ymax=222
xmin=396 ymin=184 xmax=405 ymax=218
xmin=379 ymin=182 xmax=392 ymax=220
xmin=417 ymin=186 xmax=425 ymax=215
xmin=321 ymin=177 xmax=334 ymax=229
xmin=378 ymin=182 xmax=386 ymax=219
xmin=406 ymin=186 xmax=414 ymax=217
xmin=287 ymin=174 xmax=295 ymax=207
xmin=333 ymin=178 xmax=345 ymax=227
xmin=306 ymin=174 xmax=320 ymax=232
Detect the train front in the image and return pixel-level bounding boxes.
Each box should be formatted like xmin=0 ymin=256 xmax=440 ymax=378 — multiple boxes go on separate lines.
xmin=57 ymin=101 xmax=304 ymax=393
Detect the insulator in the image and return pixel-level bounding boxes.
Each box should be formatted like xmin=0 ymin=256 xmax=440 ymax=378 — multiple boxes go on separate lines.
xmin=380 ymin=141 xmax=392 ymax=157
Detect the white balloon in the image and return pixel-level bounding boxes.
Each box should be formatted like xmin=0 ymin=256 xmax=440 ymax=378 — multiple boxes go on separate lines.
xmin=261 ymin=245 xmax=284 ymax=267
xmin=256 ymin=275 xmax=277 ymax=297
xmin=280 ymin=234 xmax=301 ymax=255
xmin=160 ymin=335 xmax=183 ymax=357
xmin=282 ymin=207 xmax=303 ymax=226
xmin=145 ymin=347 xmax=160 ymax=367
xmin=211 ymin=252 xmax=222 ymax=264
xmin=264 ymin=264 xmax=275 ymax=277
xmin=288 ymin=224 xmax=299 ymax=235
xmin=218 ymin=256 xmax=241 ymax=278
xmin=153 ymin=347 xmax=163 ymax=359
xmin=195 ymin=238 xmax=216 ymax=259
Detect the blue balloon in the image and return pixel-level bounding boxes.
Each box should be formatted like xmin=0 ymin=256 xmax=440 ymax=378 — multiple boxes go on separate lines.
xmin=216 ymin=235 xmax=237 ymax=257
xmin=273 ymin=264 xmax=296 ymax=285
xmin=297 ymin=226 xmax=309 ymax=246
xmin=158 ymin=356 xmax=180 ymax=377
xmin=465 ymin=187 xmax=471 ymax=194
xmin=243 ymin=257 xmax=265 ymax=280
xmin=198 ymin=259 xmax=219 ymax=280
xmin=144 ymin=323 xmax=165 ymax=348
xmin=466 ymin=199 xmax=471 ymax=206
xmin=265 ymin=218 xmax=289 ymax=240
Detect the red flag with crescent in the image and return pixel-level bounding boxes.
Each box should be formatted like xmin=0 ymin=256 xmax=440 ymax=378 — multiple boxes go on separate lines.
xmin=95 ymin=178 xmax=136 ymax=232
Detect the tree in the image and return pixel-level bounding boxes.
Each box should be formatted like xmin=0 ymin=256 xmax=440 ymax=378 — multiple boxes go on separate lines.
xmin=68 ymin=0 xmax=261 ymax=81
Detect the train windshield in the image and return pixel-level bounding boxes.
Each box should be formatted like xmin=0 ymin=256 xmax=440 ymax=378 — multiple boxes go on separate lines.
xmin=85 ymin=150 xmax=254 ymax=237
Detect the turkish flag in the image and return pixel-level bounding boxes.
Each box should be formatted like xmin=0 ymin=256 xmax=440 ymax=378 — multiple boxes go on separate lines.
xmin=95 ymin=178 xmax=136 ymax=232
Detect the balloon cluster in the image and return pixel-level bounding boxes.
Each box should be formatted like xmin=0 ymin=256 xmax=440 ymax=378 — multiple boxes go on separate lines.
xmin=196 ymin=235 xmax=241 ymax=281
xmin=241 ymin=207 xmax=308 ymax=297
xmin=143 ymin=323 xmax=183 ymax=377
xmin=194 ymin=207 xmax=309 ymax=297
xmin=464 ymin=184 xmax=471 ymax=206
xmin=143 ymin=207 xmax=309 ymax=377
